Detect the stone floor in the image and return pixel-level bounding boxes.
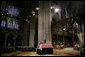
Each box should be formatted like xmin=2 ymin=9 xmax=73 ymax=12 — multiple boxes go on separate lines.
xmin=1 ymin=48 xmax=80 ymax=56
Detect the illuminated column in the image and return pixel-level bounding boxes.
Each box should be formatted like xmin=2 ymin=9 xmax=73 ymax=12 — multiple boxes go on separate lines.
xmin=77 ymin=33 xmax=84 ymax=43
xmin=29 ymin=17 xmax=36 ymax=47
xmin=38 ymin=1 xmax=52 ymax=44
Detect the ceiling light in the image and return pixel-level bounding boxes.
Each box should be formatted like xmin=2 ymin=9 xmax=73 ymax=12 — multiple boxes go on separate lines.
xmin=63 ymin=28 xmax=66 ymax=30
xmin=36 ymin=7 xmax=39 ymax=10
xmin=33 ymin=14 xmax=35 ymax=16
xmin=55 ymin=8 xmax=59 ymax=13
xmin=50 ymin=6 xmax=54 ymax=9
xmin=32 ymin=11 xmax=35 ymax=13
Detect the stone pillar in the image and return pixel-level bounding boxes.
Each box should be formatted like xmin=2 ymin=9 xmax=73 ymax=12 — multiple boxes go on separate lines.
xmin=22 ymin=22 xmax=28 ymax=46
xmin=72 ymin=35 xmax=74 ymax=46
xmin=1 ymin=1 xmax=6 ymax=11
xmin=63 ymin=31 xmax=65 ymax=47
xmin=13 ymin=35 xmax=17 ymax=50
xmin=29 ymin=17 xmax=36 ymax=47
xmin=38 ymin=1 xmax=52 ymax=45
xmin=77 ymin=32 xmax=84 ymax=43
xmin=57 ymin=31 xmax=58 ymax=45
xmin=4 ymin=33 xmax=9 ymax=47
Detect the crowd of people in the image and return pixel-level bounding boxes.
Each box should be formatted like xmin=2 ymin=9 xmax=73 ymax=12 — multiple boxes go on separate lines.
xmin=53 ymin=42 xmax=64 ymax=49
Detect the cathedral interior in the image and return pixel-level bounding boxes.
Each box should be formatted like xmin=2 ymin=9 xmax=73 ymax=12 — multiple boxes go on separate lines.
xmin=1 ymin=1 xmax=84 ymax=56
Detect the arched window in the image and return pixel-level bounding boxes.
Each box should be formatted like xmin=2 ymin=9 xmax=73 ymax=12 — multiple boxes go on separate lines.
xmin=14 ymin=22 xmax=18 ymax=29
xmin=73 ymin=22 xmax=79 ymax=29
xmin=1 ymin=20 xmax=6 ymax=27
xmin=8 ymin=21 xmax=13 ymax=28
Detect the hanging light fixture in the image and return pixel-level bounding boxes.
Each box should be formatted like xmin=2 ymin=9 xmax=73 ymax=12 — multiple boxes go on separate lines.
xmin=54 ymin=8 xmax=59 ymax=13
xmin=36 ymin=7 xmax=39 ymax=10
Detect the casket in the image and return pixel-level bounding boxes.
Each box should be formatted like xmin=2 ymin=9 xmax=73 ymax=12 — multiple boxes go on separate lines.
xmin=36 ymin=44 xmax=53 ymax=54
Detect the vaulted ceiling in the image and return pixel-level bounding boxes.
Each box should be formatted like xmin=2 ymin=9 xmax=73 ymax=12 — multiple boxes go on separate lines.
xmin=52 ymin=1 xmax=84 ymax=32
xmin=2 ymin=1 xmax=84 ymax=32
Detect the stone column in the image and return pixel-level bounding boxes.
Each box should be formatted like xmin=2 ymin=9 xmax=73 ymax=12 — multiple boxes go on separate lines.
xmin=22 ymin=22 xmax=28 ymax=46
xmin=63 ymin=30 xmax=65 ymax=47
xmin=38 ymin=1 xmax=52 ymax=45
xmin=72 ymin=35 xmax=74 ymax=46
xmin=77 ymin=33 xmax=84 ymax=43
xmin=29 ymin=17 xmax=36 ymax=47
xmin=4 ymin=33 xmax=9 ymax=47
xmin=13 ymin=35 xmax=17 ymax=51
xmin=56 ymin=32 xmax=58 ymax=49
xmin=1 ymin=1 xmax=6 ymax=11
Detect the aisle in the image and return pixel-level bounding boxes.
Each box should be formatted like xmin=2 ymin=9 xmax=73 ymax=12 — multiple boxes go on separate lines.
xmin=1 ymin=48 xmax=80 ymax=56
xmin=16 ymin=48 xmax=79 ymax=56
